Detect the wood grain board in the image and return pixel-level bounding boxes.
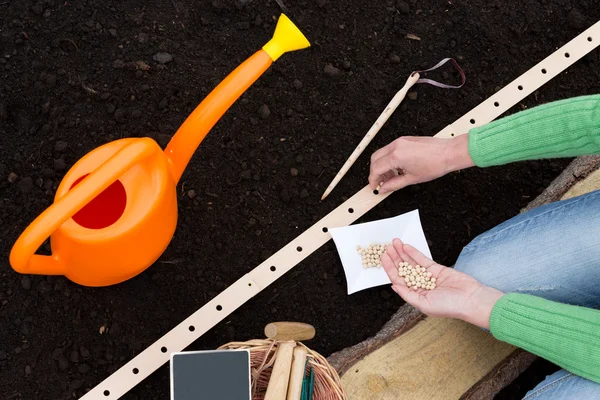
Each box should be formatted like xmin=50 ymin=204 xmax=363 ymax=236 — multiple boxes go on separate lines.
xmin=341 ymin=319 xmax=515 ymax=400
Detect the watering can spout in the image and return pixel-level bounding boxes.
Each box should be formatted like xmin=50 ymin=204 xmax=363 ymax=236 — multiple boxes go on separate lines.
xmin=164 ymin=13 xmax=310 ymax=184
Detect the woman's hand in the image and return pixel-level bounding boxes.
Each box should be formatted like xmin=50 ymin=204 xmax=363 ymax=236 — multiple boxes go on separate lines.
xmin=368 ymin=134 xmax=475 ymax=194
xmin=381 ymin=239 xmax=503 ymax=330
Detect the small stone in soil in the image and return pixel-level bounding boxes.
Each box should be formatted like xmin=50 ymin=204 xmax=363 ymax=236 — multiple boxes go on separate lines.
xmin=18 ymin=177 xmax=33 ymax=193
xmin=38 ymin=280 xmax=52 ymax=294
xmin=108 ymin=28 xmax=117 ymax=37
xmin=79 ymin=347 xmax=90 ymax=358
xmin=158 ymin=97 xmax=169 ymax=109
xmin=389 ymin=54 xmax=401 ymax=64
xmin=114 ymin=108 xmax=126 ymax=121
xmin=54 ymin=141 xmax=68 ymax=152
xmin=397 ymin=1 xmax=410 ymax=14
xmin=8 ymin=172 xmax=18 ymax=183
xmin=187 ymin=190 xmax=196 ymax=199
xmin=54 ymin=158 xmax=66 ymax=171
xmin=113 ymin=59 xmax=125 ymax=69
xmin=58 ymin=355 xmax=69 ymax=370
xmin=323 ymin=63 xmax=341 ymax=77
xmin=258 ymin=104 xmax=270 ymax=119
xmin=25 ymin=365 xmax=31 ymax=375
xmin=70 ymin=380 xmax=83 ymax=390
xmin=21 ymin=276 xmax=31 ymax=290
xmin=153 ymin=52 xmax=173 ymax=64
xmin=290 ymin=168 xmax=298 ymax=176
xmin=293 ymin=79 xmax=303 ymax=89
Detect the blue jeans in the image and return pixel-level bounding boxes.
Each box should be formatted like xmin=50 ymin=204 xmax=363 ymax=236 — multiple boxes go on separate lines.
xmin=455 ymin=188 xmax=600 ymax=399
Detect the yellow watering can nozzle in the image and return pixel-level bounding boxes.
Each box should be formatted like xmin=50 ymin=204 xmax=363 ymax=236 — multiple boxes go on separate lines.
xmin=263 ymin=14 xmax=310 ymax=62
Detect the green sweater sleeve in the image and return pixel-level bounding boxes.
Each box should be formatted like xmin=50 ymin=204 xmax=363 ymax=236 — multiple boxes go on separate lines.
xmin=490 ymin=293 xmax=600 ymax=383
xmin=468 ymin=94 xmax=600 ymax=167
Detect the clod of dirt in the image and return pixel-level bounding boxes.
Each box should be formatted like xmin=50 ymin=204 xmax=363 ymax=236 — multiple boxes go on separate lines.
xmin=397 ymin=1 xmax=410 ymax=14
xmin=114 ymin=108 xmax=126 ymax=122
xmin=69 ymin=350 xmax=79 ymax=363
xmin=290 ymin=168 xmax=298 ymax=176
xmin=138 ymin=33 xmax=149 ymax=43
xmin=568 ymin=9 xmax=588 ymax=30
xmin=141 ymin=84 xmax=151 ymax=92
xmin=153 ymin=52 xmax=173 ymax=64
xmin=106 ymin=104 xmax=116 ymax=114
xmin=38 ymin=280 xmax=52 ymax=294
xmin=389 ymin=54 xmax=401 ymax=64
xmin=78 ymin=364 xmax=90 ymax=374
xmin=17 ymin=177 xmax=33 ymax=193
xmin=8 ymin=172 xmax=18 ymax=183
xmin=54 ymin=141 xmax=68 ymax=152
xmin=158 ymin=97 xmax=169 ymax=109
xmin=79 ymin=347 xmax=90 ymax=359
xmin=300 ymin=188 xmax=309 ymax=198
xmin=20 ymin=277 xmax=31 ymax=290
xmin=187 ymin=190 xmax=196 ymax=199
xmin=293 ymin=79 xmax=303 ymax=89
xmin=324 ymin=63 xmax=341 ymax=78
xmin=342 ymin=60 xmax=352 ymax=70
xmin=57 ymin=355 xmax=69 ymax=371
xmin=408 ymin=91 xmax=418 ymax=100
xmin=113 ymin=60 xmax=125 ymax=69
xmin=46 ymin=75 xmax=57 ymax=87
xmin=54 ymin=158 xmax=66 ymax=171
xmin=258 ymin=104 xmax=270 ymax=119
xmin=108 ymin=28 xmax=118 ymax=37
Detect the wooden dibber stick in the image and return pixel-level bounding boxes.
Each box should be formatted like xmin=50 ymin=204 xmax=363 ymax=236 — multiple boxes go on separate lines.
xmin=287 ymin=346 xmax=308 ymax=400
xmin=265 ymin=341 xmax=296 ymax=400
xmin=321 ymin=57 xmax=465 ymax=200
xmin=320 ymin=72 xmax=419 ymax=200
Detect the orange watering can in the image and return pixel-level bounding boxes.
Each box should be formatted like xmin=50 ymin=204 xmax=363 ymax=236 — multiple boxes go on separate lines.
xmin=9 ymin=14 xmax=310 ymax=287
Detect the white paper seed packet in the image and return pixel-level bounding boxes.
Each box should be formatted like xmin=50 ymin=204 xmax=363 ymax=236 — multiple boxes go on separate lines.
xmin=329 ymin=209 xmax=431 ymax=295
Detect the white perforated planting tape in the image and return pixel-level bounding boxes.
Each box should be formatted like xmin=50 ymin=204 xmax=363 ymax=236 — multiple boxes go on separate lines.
xmin=81 ymin=21 xmax=600 ymax=399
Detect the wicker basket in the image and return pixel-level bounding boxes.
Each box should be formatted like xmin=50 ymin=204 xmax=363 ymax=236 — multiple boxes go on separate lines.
xmin=218 ymin=339 xmax=345 ymax=400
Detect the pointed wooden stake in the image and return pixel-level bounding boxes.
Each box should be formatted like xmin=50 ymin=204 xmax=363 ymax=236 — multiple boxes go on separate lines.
xmin=321 ymin=72 xmax=419 ymax=200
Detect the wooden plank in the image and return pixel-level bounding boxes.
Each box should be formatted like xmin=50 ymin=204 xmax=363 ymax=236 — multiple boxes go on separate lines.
xmin=341 ymin=318 xmax=514 ymax=400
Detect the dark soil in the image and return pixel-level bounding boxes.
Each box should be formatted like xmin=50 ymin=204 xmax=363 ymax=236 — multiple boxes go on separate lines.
xmin=1 ymin=0 xmax=599 ymax=399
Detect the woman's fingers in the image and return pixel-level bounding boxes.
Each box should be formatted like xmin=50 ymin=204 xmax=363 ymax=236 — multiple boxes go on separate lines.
xmin=393 ymin=238 xmax=418 ymax=266
xmin=379 ymin=174 xmax=415 ymax=193
xmin=402 ymin=243 xmax=435 ymax=268
xmin=380 ymin=250 xmax=402 ymax=286
xmin=369 ymin=150 xmax=400 ymax=189
xmin=402 ymin=243 xmax=445 ymax=276
xmin=381 ymin=250 xmax=420 ymax=304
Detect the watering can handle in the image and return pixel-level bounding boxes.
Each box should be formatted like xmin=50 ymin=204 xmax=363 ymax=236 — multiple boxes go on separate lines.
xmin=9 ymin=138 xmax=160 ymax=276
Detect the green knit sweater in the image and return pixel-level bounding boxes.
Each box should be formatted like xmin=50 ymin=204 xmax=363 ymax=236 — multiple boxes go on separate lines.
xmin=467 ymin=94 xmax=600 ymax=383
xmin=469 ymin=94 xmax=600 ymax=167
